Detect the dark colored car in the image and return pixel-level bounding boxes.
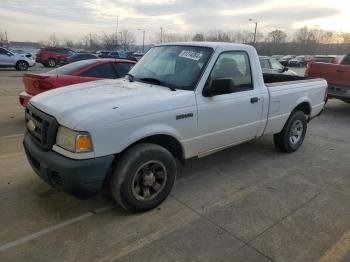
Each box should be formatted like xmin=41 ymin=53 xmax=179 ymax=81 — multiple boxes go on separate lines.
xmin=64 ymin=53 xmax=98 ymax=64
xmin=36 ymin=47 xmax=76 ymax=67
xmin=132 ymin=52 xmax=145 ymax=61
xmin=288 ymin=55 xmax=313 ymax=67
xmin=96 ymin=50 xmax=110 ymax=58
xmin=19 ymin=59 xmax=136 ymax=107
xmin=108 ymin=51 xmax=137 ymax=62
xmin=279 ymin=55 xmax=296 ymax=66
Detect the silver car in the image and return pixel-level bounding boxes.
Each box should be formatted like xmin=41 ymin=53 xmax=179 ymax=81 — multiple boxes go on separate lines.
xmin=259 ymin=56 xmax=297 ymax=75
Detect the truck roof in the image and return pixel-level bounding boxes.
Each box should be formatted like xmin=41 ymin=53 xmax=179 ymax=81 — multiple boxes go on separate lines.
xmin=158 ymin=41 xmax=252 ymax=50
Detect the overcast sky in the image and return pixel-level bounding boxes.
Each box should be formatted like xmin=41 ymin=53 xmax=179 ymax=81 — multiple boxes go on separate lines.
xmin=0 ymin=0 xmax=349 ymax=43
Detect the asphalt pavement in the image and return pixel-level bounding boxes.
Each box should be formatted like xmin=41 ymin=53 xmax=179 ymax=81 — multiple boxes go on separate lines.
xmin=0 ymin=65 xmax=349 ymax=261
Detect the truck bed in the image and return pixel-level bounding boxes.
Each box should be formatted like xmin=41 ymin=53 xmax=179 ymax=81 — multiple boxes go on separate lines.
xmin=262 ymin=73 xmax=327 ymax=135
xmin=263 ymin=73 xmax=310 ymax=86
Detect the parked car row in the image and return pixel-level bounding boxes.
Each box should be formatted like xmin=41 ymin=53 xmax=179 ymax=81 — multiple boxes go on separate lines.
xmin=270 ymin=54 xmax=342 ymax=67
xmin=34 ymin=47 xmax=144 ymax=68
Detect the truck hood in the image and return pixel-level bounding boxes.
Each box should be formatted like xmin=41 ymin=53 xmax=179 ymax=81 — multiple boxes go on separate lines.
xmin=30 ymin=79 xmax=195 ymax=129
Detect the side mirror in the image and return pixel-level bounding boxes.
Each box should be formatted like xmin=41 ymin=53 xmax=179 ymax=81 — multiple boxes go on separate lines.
xmin=203 ymin=78 xmax=234 ymax=97
xmin=282 ymin=67 xmax=289 ymax=72
xmin=6 ymin=52 xmax=12 ymax=56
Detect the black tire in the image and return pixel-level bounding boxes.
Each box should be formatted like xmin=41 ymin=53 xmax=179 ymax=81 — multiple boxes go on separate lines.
xmin=274 ymin=111 xmax=307 ymax=153
xmin=47 ymin=58 xmax=56 ymax=67
xmin=15 ymin=60 xmax=29 ymax=71
xmin=110 ymin=143 xmax=177 ymax=213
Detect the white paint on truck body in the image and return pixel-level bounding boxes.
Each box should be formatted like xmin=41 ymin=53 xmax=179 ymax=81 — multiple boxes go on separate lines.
xmin=30 ymin=42 xmax=327 ymax=160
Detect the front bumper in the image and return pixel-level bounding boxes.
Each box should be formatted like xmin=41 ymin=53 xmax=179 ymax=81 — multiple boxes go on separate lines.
xmin=23 ymin=133 xmax=115 ymax=198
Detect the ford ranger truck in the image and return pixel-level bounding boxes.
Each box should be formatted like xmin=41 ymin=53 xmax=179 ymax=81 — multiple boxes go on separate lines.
xmin=23 ymin=42 xmax=327 ymax=212
xmin=305 ymin=53 xmax=350 ymax=103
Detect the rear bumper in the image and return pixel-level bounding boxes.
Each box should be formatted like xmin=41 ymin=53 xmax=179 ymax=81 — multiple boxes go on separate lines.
xmin=19 ymin=91 xmax=32 ymax=107
xmin=328 ymin=85 xmax=350 ymax=103
xmin=23 ymin=133 xmax=115 ymax=198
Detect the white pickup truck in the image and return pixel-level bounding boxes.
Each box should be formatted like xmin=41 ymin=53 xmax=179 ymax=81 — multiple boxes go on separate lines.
xmin=24 ymin=42 xmax=327 ymax=212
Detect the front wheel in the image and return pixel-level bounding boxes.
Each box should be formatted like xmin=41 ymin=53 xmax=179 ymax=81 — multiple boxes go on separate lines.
xmin=110 ymin=143 xmax=177 ymax=213
xmin=274 ymin=111 xmax=307 ymax=153
xmin=47 ymin=58 xmax=56 ymax=67
xmin=16 ymin=61 xmax=29 ymax=71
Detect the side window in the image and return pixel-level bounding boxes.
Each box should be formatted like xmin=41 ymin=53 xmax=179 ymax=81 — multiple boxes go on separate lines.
xmin=210 ymin=51 xmax=253 ymax=93
xmin=0 ymin=48 xmax=7 ymax=55
xmin=80 ymin=63 xmax=116 ymax=79
xmin=270 ymin=58 xmax=284 ymax=70
xmin=49 ymin=48 xmax=59 ymax=53
xmin=259 ymin=58 xmax=271 ymax=69
xmin=114 ymin=62 xmax=134 ymax=77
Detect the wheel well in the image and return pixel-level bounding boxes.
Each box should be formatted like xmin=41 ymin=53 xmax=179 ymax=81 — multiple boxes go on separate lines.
xmin=16 ymin=60 xmax=28 ymax=65
xmin=136 ymin=135 xmax=184 ymax=160
xmin=293 ymin=102 xmax=311 ymax=116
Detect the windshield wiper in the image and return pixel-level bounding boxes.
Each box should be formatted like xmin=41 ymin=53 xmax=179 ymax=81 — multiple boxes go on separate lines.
xmin=125 ymin=73 xmax=134 ymax=82
xmin=139 ymin=77 xmax=176 ymax=91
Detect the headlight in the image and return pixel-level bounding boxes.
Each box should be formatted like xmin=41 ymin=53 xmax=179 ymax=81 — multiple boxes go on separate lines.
xmin=56 ymin=126 xmax=93 ymax=153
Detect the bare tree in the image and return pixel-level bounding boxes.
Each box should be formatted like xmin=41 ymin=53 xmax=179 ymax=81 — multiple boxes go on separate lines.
xmin=163 ymin=33 xmax=193 ymax=43
xmin=0 ymin=30 xmax=9 ymax=46
xmin=342 ymin=33 xmax=350 ymax=44
xmin=63 ymin=38 xmax=74 ymax=48
xmin=48 ymin=34 xmax=60 ymax=47
xmin=294 ymin=27 xmax=316 ymax=44
xmin=205 ymin=31 xmax=230 ymax=42
xmin=120 ymin=30 xmax=136 ymax=50
xmin=192 ymin=33 xmax=204 ymax=41
xmin=100 ymin=32 xmax=118 ymax=50
xmin=267 ymin=29 xmax=287 ymax=43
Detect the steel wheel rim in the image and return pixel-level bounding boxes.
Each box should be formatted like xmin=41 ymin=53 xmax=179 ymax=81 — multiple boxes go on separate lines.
xmin=49 ymin=60 xmax=55 ymax=67
xmin=131 ymin=160 xmax=167 ymax=202
xmin=289 ymin=120 xmax=303 ymax=145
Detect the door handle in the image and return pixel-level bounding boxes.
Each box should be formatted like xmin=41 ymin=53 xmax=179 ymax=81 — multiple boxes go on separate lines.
xmin=336 ymin=70 xmax=344 ymax=73
xmin=250 ymin=97 xmax=259 ymax=103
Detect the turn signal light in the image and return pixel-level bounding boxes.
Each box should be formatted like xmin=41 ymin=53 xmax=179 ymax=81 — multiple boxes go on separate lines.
xmin=75 ymin=135 xmax=93 ymax=152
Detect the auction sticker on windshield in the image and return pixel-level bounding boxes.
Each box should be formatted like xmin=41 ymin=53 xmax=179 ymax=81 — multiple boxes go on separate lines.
xmin=179 ymin=50 xmax=203 ymax=61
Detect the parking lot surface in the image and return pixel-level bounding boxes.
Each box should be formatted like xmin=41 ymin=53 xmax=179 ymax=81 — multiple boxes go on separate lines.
xmin=0 ymin=65 xmax=349 ymax=261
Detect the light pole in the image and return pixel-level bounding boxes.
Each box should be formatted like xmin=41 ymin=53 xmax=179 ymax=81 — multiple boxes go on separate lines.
xmin=119 ymin=32 xmax=123 ymax=50
xmin=160 ymin=27 xmax=164 ymax=44
xmin=249 ymin=19 xmax=258 ymax=45
xmin=137 ymin=29 xmax=146 ymax=53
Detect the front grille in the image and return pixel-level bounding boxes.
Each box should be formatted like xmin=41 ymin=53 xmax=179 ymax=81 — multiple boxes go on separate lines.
xmin=25 ymin=104 xmax=58 ymax=150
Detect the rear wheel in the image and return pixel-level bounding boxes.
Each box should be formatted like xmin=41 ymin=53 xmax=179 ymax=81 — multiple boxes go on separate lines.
xmin=47 ymin=58 xmax=56 ymax=67
xmin=274 ymin=111 xmax=307 ymax=153
xmin=15 ymin=60 xmax=29 ymax=71
xmin=110 ymin=143 xmax=177 ymax=213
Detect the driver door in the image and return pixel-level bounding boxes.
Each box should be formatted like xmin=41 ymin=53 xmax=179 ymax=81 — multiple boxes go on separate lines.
xmin=0 ymin=48 xmax=14 ymax=66
xmin=195 ymin=51 xmax=263 ymax=156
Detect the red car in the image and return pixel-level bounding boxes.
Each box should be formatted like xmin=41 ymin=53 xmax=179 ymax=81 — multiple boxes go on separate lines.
xmin=19 ymin=59 xmax=136 ymax=107
xmin=36 ymin=47 xmax=76 ymax=67
xmin=305 ymin=53 xmax=350 ymax=103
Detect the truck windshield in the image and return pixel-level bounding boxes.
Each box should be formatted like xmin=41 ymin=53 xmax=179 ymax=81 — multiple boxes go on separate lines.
xmin=128 ymin=45 xmax=213 ymax=91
